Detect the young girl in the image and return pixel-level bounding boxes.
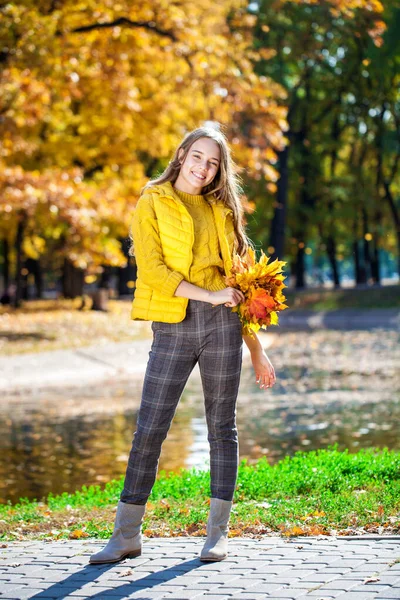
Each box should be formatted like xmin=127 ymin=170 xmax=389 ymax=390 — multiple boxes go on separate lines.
xmin=90 ymin=125 xmax=276 ymax=565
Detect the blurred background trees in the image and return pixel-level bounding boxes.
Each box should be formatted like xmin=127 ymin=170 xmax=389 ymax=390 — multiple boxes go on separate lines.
xmin=0 ymin=0 xmax=398 ymax=306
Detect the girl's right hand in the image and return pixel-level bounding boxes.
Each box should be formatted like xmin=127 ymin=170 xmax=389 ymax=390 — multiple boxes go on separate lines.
xmin=208 ymin=287 xmax=245 ymax=307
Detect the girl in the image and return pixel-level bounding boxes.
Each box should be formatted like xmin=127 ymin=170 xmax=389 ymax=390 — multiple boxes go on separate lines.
xmin=90 ymin=125 xmax=276 ymax=565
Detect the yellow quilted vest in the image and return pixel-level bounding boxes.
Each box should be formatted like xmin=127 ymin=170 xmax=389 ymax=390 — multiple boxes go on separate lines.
xmin=130 ymin=181 xmax=236 ymax=323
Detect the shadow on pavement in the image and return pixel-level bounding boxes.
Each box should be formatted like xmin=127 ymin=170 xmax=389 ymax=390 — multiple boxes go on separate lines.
xmin=30 ymin=556 xmax=207 ymax=600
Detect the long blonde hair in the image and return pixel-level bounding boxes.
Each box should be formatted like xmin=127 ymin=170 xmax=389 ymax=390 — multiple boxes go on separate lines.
xmin=131 ymin=125 xmax=252 ymax=256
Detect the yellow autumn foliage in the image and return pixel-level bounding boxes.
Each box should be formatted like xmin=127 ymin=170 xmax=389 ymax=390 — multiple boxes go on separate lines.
xmin=225 ymin=248 xmax=288 ymax=337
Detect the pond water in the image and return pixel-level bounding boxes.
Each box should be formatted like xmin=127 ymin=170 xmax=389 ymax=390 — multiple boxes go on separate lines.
xmin=1 ymin=329 xmax=399 ymax=504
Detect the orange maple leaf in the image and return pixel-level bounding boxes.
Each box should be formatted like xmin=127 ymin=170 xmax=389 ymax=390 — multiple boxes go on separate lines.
xmin=248 ymin=288 xmax=275 ymax=319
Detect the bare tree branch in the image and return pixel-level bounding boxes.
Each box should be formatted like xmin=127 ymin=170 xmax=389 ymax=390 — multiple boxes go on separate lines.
xmin=56 ymin=17 xmax=178 ymax=41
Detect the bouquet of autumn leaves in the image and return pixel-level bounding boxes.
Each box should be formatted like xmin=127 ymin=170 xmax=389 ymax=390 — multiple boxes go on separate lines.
xmin=225 ymin=248 xmax=288 ymax=337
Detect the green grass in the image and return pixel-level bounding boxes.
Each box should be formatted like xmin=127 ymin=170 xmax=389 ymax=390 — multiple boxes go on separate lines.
xmin=285 ymin=284 xmax=400 ymax=310
xmin=1 ymin=447 xmax=399 ymax=540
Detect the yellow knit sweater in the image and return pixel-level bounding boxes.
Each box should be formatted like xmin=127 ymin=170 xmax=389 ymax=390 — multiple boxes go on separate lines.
xmin=173 ymin=187 xmax=227 ymax=292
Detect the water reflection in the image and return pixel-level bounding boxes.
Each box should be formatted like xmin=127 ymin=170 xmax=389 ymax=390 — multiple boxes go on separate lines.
xmin=1 ymin=399 xmax=194 ymax=505
xmin=2 ymin=328 xmax=400 ymax=504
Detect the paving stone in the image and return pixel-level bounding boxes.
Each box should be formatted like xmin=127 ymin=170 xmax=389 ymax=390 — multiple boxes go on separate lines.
xmin=169 ymin=575 xmax=209 ymax=584
xmin=230 ymin=582 xmax=285 ymax=593
xmin=166 ymin=589 xmax=214 ymax=599
xmin=0 ymin=582 xmax=30 ymax=594
xmin=374 ymin=575 xmax=400 ymax=585
xmin=315 ymin=579 xmax=366 ymax=590
xmin=226 ymin=560 xmax=272 ymax=569
xmin=374 ymin=588 xmax=400 ymax=599
xmin=349 ymin=584 xmax=393 ymax=593
xmin=267 ymin=577 xmax=302 ymax=585
xmin=305 ymin=592 xmax=345 ymax=598
xmin=195 ymin=574 xmax=243 ymax=585
xmin=124 ymin=591 xmax=177 ymax=600
xmin=207 ymin=586 xmax=248 ymax=594
xmin=287 ymin=581 xmax=338 ymax=589
xmin=1 ymin=538 xmax=400 ymax=600
xmin=0 ymin=576 xmax=46 ymax=586
xmin=207 ymin=568 xmax=255 ymax=576
xmin=344 ymin=562 xmax=391 ymax=571
xmin=232 ymin=595 xmax=274 ymax=600
xmin=244 ymin=565 xmax=293 ymax=574
xmin=315 ymin=568 xmax=353 ymax=575
xmin=198 ymin=595 xmax=235 ymax=600
xmin=289 ymin=563 xmax=329 ymax=570
xmin=220 ymin=577 xmax=267 ymax=588
xmin=319 ymin=560 xmax=366 ymax=569
xmin=297 ymin=574 xmax=339 ymax=583
xmin=261 ymin=591 xmax=308 ymax=598
xmin=286 ymin=569 xmax=319 ymax=578
xmin=334 ymin=593 xmax=385 ymax=599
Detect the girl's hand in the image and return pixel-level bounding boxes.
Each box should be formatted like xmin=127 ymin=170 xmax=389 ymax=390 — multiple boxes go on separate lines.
xmin=252 ymin=350 xmax=276 ymax=390
xmin=208 ymin=287 xmax=245 ymax=307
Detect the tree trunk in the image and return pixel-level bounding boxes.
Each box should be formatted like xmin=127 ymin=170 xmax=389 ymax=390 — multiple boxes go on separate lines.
xmin=294 ymin=245 xmax=305 ymax=288
xmin=0 ymin=238 xmax=11 ymax=304
xmin=2 ymin=238 xmax=10 ymax=289
xmin=326 ymin=234 xmax=340 ymax=288
xmin=117 ymin=237 xmax=137 ymax=296
xmin=34 ymin=259 xmax=43 ymax=298
xmin=293 ymin=95 xmax=313 ymax=289
xmin=361 ymin=207 xmax=372 ymax=282
xmin=382 ymin=181 xmax=400 ymax=277
xmin=270 ymin=145 xmax=289 ymax=261
xmin=98 ymin=265 xmax=112 ymax=289
xmin=62 ymin=258 xmax=84 ymax=298
xmin=25 ymin=258 xmax=43 ymax=299
xmin=21 ymin=264 xmax=29 ymax=300
xmin=353 ymin=240 xmax=367 ymax=285
xmin=13 ymin=214 xmax=27 ymax=308
xmin=91 ymin=265 xmax=111 ymax=311
xmin=91 ymin=288 xmax=109 ymax=311
xmin=370 ymin=239 xmax=381 ymax=285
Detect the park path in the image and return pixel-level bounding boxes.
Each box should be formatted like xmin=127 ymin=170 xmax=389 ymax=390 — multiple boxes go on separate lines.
xmin=1 ymin=308 xmax=399 ymax=397
xmin=0 ymin=333 xmax=276 ymax=398
xmin=1 ymin=536 xmax=400 ymax=600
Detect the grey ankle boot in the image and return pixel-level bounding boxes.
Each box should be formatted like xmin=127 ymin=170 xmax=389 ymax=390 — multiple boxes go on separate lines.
xmin=89 ymin=501 xmax=146 ymax=564
xmin=200 ymin=498 xmax=233 ymax=562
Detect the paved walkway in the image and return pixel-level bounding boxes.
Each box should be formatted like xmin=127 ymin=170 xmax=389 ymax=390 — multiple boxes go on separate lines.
xmin=0 ymin=336 xmax=277 ymax=397
xmin=2 ymin=308 xmax=399 ymax=397
xmin=1 ymin=537 xmax=400 ymax=600
xmin=0 ymin=340 xmax=155 ymax=396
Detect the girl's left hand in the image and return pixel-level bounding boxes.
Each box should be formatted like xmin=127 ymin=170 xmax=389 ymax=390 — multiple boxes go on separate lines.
xmin=252 ymin=350 xmax=276 ymax=390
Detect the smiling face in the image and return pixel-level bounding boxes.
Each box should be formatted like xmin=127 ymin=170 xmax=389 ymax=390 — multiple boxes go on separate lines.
xmin=174 ymin=137 xmax=221 ymax=195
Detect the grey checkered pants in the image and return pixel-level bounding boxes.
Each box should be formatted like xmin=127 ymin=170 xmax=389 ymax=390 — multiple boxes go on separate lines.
xmin=120 ymin=299 xmax=243 ymax=504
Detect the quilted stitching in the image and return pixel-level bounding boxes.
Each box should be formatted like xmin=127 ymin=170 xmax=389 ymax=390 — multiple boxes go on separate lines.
xmin=131 ymin=182 xmax=235 ymax=323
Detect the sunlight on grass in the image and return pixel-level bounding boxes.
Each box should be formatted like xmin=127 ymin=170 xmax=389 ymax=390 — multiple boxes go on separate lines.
xmin=0 ymin=299 xmax=151 ymax=355
xmin=1 ymin=447 xmax=399 ymax=540
xmin=285 ymin=284 xmax=400 ymax=310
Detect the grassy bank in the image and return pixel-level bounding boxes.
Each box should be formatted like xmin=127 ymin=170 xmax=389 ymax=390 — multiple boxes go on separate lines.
xmin=1 ymin=447 xmax=399 ymax=541
xmin=0 ymin=298 xmax=151 ymax=355
xmin=285 ymin=283 xmax=400 ymax=310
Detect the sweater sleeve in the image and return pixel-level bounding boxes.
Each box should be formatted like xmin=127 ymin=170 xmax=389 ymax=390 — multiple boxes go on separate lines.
xmin=131 ymin=193 xmax=184 ymax=297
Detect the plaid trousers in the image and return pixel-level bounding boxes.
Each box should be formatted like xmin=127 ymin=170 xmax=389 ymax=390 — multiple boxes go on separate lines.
xmin=120 ymin=299 xmax=243 ymax=504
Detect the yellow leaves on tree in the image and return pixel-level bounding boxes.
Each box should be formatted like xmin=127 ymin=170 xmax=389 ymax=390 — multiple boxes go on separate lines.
xmin=0 ymin=0 xmax=387 ymax=271
xmin=0 ymin=0 xmax=289 ymax=270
